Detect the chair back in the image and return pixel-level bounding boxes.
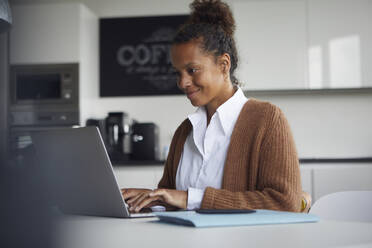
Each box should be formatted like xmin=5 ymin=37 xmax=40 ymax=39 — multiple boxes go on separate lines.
xmin=310 ymin=191 xmax=372 ymax=222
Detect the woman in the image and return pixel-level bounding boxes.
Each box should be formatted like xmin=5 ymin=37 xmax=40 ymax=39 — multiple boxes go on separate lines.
xmin=122 ymin=0 xmax=304 ymax=213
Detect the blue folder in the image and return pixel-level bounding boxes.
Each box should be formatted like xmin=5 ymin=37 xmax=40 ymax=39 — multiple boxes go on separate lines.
xmin=155 ymin=209 xmax=319 ymax=228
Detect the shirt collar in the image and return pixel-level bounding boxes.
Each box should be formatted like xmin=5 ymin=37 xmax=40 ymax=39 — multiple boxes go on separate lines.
xmin=188 ymin=105 xmax=207 ymax=129
xmin=216 ymin=87 xmax=248 ymax=135
xmin=188 ymin=87 xmax=248 ymax=135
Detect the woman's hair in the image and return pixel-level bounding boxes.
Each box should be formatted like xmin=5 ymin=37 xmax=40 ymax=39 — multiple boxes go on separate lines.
xmin=173 ymin=0 xmax=239 ymax=86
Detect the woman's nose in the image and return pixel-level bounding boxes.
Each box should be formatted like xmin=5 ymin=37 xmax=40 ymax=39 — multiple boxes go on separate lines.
xmin=177 ymin=74 xmax=192 ymax=90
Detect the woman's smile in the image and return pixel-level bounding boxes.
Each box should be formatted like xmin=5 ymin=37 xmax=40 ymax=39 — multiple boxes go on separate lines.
xmin=171 ymin=40 xmax=234 ymax=113
xmin=186 ymin=89 xmax=200 ymax=99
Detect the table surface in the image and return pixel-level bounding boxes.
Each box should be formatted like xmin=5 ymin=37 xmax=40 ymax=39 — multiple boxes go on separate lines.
xmin=55 ymin=215 xmax=372 ymax=248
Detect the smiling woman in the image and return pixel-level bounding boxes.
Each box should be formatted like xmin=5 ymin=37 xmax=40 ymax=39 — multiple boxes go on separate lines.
xmin=171 ymin=39 xmax=235 ymax=120
xmin=122 ymin=0 xmax=305 ymax=213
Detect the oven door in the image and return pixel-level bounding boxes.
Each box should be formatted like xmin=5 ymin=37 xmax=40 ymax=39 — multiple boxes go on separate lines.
xmin=16 ymin=73 xmax=62 ymax=102
xmin=10 ymin=64 xmax=78 ymax=106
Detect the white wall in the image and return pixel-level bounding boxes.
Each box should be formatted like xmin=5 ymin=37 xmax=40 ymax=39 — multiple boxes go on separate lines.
xmin=79 ymin=0 xmax=372 ymax=159
xmin=73 ymin=0 xmax=195 ymax=158
xmin=9 ymin=0 xmax=372 ymax=159
xmin=79 ymin=4 xmax=99 ymax=125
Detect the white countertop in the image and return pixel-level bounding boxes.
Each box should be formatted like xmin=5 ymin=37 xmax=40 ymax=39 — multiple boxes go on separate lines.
xmin=55 ymin=215 xmax=372 ymax=248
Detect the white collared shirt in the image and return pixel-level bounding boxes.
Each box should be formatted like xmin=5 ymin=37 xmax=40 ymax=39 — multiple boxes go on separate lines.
xmin=175 ymin=88 xmax=248 ymax=210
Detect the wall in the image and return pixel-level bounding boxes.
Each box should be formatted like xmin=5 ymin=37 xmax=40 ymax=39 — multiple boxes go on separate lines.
xmin=80 ymin=0 xmax=372 ymax=159
xmin=9 ymin=0 xmax=372 ymax=159
xmin=79 ymin=4 xmax=99 ymax=125
xmin=70 ymin=0 xmax=197 ymax=159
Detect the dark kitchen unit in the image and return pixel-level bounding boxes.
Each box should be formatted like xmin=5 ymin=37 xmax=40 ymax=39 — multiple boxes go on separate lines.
xmin=8 ymin=63 xmax=80 ymax=166
xmin=87 ymin=113 xmax=161 ymax=164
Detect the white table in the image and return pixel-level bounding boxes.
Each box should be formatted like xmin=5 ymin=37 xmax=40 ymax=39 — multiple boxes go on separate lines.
xmin=55 ymin=215 xmax=372 ymax=248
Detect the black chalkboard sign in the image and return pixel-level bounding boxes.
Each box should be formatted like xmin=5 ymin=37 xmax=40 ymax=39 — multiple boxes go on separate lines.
xmin=100 ymin=15 xmax=188 ymax=97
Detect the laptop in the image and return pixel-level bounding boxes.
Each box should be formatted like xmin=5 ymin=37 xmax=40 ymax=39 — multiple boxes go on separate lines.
xmin=31 ymin=126 xmax=158 ymax=218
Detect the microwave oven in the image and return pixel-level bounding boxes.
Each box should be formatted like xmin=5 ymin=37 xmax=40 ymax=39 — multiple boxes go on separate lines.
xmin=9 ymin=63 xmax=79 ymax=126
xmin=10 ymin=63 xmax=79 ymax=107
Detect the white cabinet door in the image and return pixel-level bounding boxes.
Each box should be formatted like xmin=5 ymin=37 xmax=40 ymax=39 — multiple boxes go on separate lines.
xmin=10 ymin=3 xmax=82 ymax=64
xmin=154 ymin=166 xmax=165 ymax=187
xmin=233 ymin=1 xmax=307 ymax=90
xmin=113 ymin=164 xmax=372 ymax=205
xmin=113 ymin=166 xmax=164 ymax=189
xmin=308 ymin=0 xmax=372 ymax=88
xmin=312 ymin=164 xmax=372 ymax=201
xmin=300 ymin=166 xmax=313 ymax=199
xmin=114 ymin=166 xmax=158 ymax=189
xmin=115 ymin=166 xmax=315 ymax=198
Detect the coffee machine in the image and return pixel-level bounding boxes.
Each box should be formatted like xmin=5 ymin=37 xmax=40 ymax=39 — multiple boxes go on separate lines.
xmin=131 ymin=123 xmax=160 ymax=161
xmin=105 ymin=112 xmax=133 ymax=162
xmin=86 ymin=112 xmax=133 ymax=162
xmin=86 ymin=112 xmax=160 ymax=163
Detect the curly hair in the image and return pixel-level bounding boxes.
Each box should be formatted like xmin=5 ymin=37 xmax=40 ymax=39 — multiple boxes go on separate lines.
xmin=173 ymin=0 xmax=239 ymax=86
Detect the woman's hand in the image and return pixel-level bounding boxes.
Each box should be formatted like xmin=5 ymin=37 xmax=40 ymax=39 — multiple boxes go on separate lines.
xmin=121 ymin=188 xmax=152 ymax=201
xmin=122 ymin=188 xmax=188 ymax=213
xmin=121 ymin=188 xmax=153 ymax=208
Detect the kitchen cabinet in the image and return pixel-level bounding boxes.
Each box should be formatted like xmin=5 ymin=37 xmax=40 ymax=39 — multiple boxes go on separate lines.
xmin=9 ymin=2 xmax=99 ymax=125
xmin=114 ymin=166 xmax=164 ymax=189
xmin=9 ymin=1 xmax=372 ymax=93
xmin=10 ymin=3 xmax=81 ymax=64
xmin=113 ymin=166 xmax=317 ymax=196
xmin=300 ymin=163 xmax=372 ymax=202
xmin=232 ymin=0 xmax=372 ymax=90
xmin=233 ymin=1 xmax=307 ymax=90
xmin=311 ymin=163 xmax=372 ymax=201
xmin=307 ymin=0 xmax=372 ymax=89
xmin=300 ymin=166 xmax=313 ymax=198
xmin=114 ymin=163 xmax=372 ymax=204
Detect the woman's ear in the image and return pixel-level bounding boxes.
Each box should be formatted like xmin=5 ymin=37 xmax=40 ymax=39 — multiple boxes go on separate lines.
xmin=219 ymin=53 xmax=231 ymax=77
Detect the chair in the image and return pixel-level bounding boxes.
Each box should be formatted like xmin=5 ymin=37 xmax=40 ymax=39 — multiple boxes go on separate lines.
xmin=309 ymin=191 xmax=372 ymax=222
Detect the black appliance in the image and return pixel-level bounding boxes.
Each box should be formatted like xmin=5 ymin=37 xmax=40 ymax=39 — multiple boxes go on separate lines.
xmin=85 ymin=118 xmax=107 ymax=147
xmin=10 ymin=64 xmax=78 ymax=106
xmin=9 ymin=63 xmax=79 ymax=126
xmin=86 ymin=115 xmax=160 ymax=162
xmin=104 ymin=112 xmax=133 ymax=162
xmin=131 ymin=123 xmax=159 ymax=161
xmin=8 ymin=63 xmax=79 ymax=165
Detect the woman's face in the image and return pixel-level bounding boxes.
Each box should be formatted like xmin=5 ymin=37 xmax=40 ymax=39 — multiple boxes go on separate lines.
xmin=170 ymin=40 xmax=232 ymax=108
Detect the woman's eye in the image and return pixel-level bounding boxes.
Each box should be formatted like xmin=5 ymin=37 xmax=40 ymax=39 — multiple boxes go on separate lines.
xmin=187 ymin=68 xmax=198 ymax=74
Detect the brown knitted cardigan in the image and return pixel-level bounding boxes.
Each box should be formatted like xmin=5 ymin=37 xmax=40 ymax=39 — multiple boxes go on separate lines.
xmin=158 ymin=98 xmax=303 ymax=212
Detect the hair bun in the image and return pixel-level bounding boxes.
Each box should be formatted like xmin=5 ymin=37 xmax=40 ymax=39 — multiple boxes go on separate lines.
xmin=188 ymin=0 xmax=236 ymax=36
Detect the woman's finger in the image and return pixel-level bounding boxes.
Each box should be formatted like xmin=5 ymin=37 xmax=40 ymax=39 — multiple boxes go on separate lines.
xmin=144 ymin=199 xmax=164 ymax=208
xmin=134 ymin=195 xmax=163 ymax=213
xmin=126 ymin=192 xmax=144 ymax=205
xmin=129 ymin=192 xmax=152 ymax=211
xmin=121 ymin=189 xmax=140 ymax=200
xmin=121 ymin=188 xmax=151 ymax=200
